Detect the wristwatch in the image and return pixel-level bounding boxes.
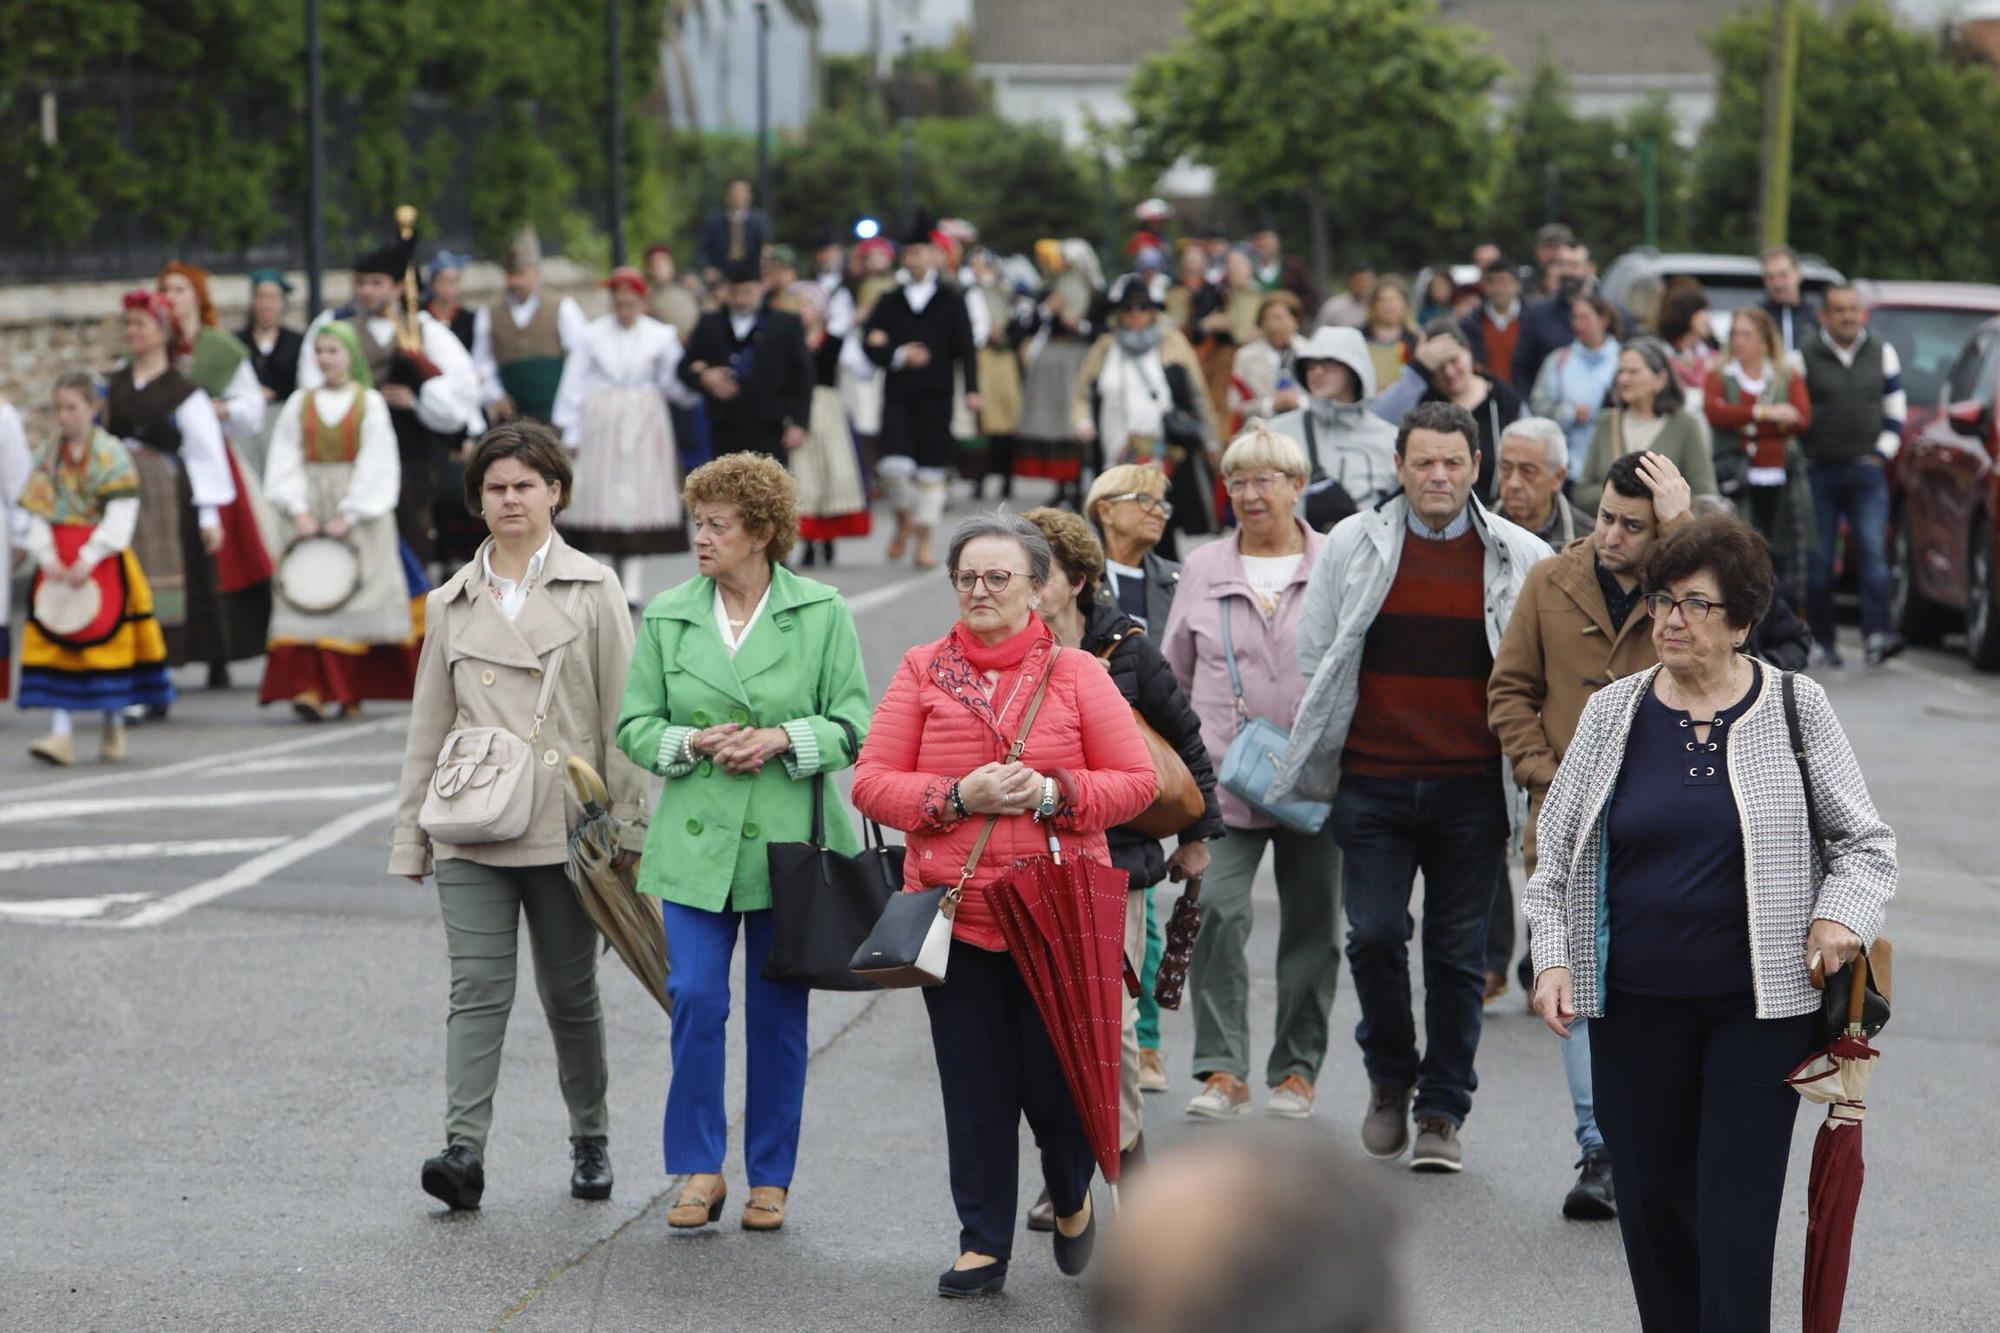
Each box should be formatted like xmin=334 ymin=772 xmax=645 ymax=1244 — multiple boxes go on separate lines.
xmin=1034 ymin=775 xmax=1058 ymax=820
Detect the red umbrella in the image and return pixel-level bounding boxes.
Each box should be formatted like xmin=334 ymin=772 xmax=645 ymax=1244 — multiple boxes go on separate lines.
xmin=1786 ymin=954 xmax=1883 ymax=1333
xmin=989 ymin=850 xmax=1130 ymax=1186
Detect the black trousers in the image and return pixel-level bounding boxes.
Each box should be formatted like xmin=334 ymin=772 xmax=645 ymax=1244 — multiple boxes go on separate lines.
xmin=1591 ymin=990 xmax=1817 ymax=1333
xmin=922 ymin=940 xmax=1094 ymax=1261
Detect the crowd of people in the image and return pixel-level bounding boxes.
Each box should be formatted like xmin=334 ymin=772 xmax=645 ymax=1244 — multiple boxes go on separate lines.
xmin=0 ymin=185 xmax=1907 ymax=1328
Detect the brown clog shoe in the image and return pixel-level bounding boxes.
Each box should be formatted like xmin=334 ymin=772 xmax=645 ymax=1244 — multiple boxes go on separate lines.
xmin=741 ymin=1185 xmax=787 ymax=1232
xmin=667 ymin=1173 xmax=727 ymax=1228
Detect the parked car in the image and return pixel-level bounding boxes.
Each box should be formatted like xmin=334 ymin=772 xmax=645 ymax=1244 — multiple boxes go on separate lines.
xmin=1601 ymin=248 xmax=1844 ymax=341
xmin=1856 ymin=281 xmax=2000 ymax=457
xmin=1894 ymin=315 xmax=2000 ymax=668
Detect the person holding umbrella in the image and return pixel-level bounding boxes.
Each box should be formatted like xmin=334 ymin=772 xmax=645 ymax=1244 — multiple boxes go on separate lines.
xmin=851 ymin=511 xmax=1155 ymax=1300
xmin=615 ymin=452 xmax=873 ymax=1236
xmin=1523 ymin=513 xmax=1896 ymax=1331
xmin=389 ymin=420 xmax=651 ymax=1212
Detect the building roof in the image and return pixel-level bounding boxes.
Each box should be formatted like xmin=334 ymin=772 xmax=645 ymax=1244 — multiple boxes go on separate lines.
xmin=970 ymin=0 xmax=1185 ymax=67
xmin=1444 ymin=1 xmax=1740 ymax=80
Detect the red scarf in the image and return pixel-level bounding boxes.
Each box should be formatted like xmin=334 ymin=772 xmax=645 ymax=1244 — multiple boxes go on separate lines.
xmin=951 ymin=616 xmax=1050 ymax=673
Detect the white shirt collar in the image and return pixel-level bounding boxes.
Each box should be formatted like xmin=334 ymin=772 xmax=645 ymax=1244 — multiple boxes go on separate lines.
xmin=904 ymin=273 xmax=938 ymax=313
xmin=713 ymin=582 xmax=771 ymax=655
xmin=1822 ymin=327 xmax=1867 ymax=366
xmin=729 ymin=309 xmax=758 ymax=340
xmin=483 ymin=532 xmax=555 ymax=621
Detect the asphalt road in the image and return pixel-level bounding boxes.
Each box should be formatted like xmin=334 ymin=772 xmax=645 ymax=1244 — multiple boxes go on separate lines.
xmin=3 ymin=491 xmax=1996 ymax=1332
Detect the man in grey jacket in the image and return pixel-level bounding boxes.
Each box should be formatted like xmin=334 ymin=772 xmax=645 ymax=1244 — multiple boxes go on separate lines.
xmin=1269 ymin=401 xmax=1549 ymax=1172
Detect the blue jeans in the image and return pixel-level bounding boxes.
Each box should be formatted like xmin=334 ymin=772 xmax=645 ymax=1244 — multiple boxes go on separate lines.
xmin=659 ymin=902 xmax=809 ymax=1187
xmin=1564 ymin=1017 xmax=1603 ymax=1154
xmin=1807 ymin=457 xmax=1892 ymax=644
xmin=1331 ymin=771 xmax=1508 ymax=1125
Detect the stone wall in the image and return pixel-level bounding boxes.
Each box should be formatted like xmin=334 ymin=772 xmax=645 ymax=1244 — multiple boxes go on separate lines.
xmin=0 ymin=259 xmax=608 ymax=440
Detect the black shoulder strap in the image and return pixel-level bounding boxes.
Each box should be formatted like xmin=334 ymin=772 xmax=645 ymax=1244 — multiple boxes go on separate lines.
xmin=1781 ymin=670 xmax=1828 ymax=873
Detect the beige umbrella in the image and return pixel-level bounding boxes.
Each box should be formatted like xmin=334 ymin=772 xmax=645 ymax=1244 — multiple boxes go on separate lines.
xmin=563 ymin=757 xmax=670 ymax=1015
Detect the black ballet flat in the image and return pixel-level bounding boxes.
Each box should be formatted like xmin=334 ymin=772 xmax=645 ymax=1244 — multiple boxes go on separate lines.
xmin=937 ymin=1259 xmax=1008 ymax=1299
xmin=1053 ymin=1201 xmax=1096 ymax=1277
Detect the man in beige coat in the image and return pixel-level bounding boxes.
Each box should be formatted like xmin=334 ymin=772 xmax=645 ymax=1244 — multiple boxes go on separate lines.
xmin=1485 ymin=447 xmax=1690 ymax=1223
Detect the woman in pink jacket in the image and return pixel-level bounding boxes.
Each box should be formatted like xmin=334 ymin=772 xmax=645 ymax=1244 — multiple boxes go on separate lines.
xmin=852 ymin=510 xmax=1155 ymax=1301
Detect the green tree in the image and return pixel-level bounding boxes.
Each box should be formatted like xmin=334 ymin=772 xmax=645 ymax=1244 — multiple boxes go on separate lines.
xmin=1692 ymin=0 xmax=2000 ymax=280
xmin=1494 ymin=64 xmax=1690 ymax=260
xmin=1124 ymin=0 xmax=1506 ymax=288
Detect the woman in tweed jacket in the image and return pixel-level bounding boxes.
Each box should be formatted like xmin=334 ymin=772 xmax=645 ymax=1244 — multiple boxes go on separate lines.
xmin=1522 ymin=514 xmax=1894 ymax=1333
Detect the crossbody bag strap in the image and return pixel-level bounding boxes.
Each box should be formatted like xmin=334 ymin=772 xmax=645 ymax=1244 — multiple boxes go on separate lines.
xmin=953 ymin=646 xmax=1063 ymax=892
xmin=526 ymin=581 xmax=588 ymax=743
xmin=1781 ymin=669 xmax=1828 ymax=873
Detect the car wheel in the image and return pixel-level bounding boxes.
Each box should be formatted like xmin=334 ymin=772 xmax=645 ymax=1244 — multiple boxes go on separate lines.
xmin=1968 ymin=519 xmax=2000 ymax=672
xmin=1891 ymin=505 xmax=1949 ymax=646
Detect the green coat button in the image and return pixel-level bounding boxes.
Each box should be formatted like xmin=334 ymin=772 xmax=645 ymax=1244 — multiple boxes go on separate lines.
xmin=697 ymin=760 xmax=713 ymax=778
xmin=742 ymin=822 xmax=760 ymax=839
xmin=685 ymin=817 xmax=703 ymax=835
xmin=692 ymin=710 xmax=711 ymax=726
xmin=729 ymin=708 xmax=751 ymax=725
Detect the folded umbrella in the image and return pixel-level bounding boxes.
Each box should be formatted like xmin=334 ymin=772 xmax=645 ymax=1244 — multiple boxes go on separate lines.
xmin=1786 ymin=953 xmax=1883 ymax=1333
xmin=563 ymin=757 xmax=671 ymax=1016
xmin=1151 ymin=874 xmax=1203 ymax=1010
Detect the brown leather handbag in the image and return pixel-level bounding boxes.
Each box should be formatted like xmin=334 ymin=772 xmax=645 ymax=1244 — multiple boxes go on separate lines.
xmin=1097 ymin=631 xmax=1206 ymax=839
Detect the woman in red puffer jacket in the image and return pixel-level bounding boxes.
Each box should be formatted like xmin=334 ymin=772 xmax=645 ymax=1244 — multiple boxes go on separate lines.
xmin=852 ymin=510 xmax=1154 ymax=1301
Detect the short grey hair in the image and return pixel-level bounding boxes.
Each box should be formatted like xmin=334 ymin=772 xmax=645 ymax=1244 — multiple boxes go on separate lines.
xmin=1500 ymin=416 xmax=1568 ymax=471
xmin=946 ymin=509 xmax=1053 ymax=584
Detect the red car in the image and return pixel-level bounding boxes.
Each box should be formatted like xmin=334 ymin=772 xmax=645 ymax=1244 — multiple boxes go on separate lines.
xmin=1892 ymin=309 xmax=2000 ymax=668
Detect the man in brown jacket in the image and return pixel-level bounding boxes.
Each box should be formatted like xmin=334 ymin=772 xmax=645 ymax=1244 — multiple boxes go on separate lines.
xmin=1485 ymin=447 xmax=1690 ymax=1224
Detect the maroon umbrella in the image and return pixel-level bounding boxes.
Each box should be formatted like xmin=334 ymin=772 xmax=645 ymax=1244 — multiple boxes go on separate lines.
xmin=1786 ymin=955 xmax=1883 ymax=1333
xmin=1151 ymin=874 xmax=1203 ymax=1011
xmin=989 ymin=850 xmax=1130 ymax=1186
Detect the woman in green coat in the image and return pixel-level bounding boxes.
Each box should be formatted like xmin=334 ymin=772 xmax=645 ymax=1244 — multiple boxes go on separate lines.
xmin=1572 ymin=337 xmax=1720 ymax=513
xmin=616 ymin=452 xmax=871 ymax=1236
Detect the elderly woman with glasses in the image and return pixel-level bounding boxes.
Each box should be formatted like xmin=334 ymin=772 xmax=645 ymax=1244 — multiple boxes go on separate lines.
xmin=851 ymin=511 xmax=1156 ymax=1301
xmin=1525 ymin=513 xmax=1894 ymax=1332
xmin=1159 ymin=426 xmax=1341 ymax=1123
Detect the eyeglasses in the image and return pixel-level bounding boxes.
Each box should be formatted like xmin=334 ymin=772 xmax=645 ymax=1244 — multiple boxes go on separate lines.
xmin=951 ymin=568 xmax=1024 ymax=593
xmin=1645 ymin=593 xmax=1721 ymax=622
xmin=1225 ymin=472 xmax=1291 ymax=496
xmin=1104 ymin=491 xmax=1173 ymax=518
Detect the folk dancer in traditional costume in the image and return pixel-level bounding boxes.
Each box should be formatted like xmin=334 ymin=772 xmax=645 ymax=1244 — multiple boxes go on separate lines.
xmin=239 ymin=267 xmax=305 ymax=477
xmin=551 ymin=267 xmax=690 ymax=602
xmin=789 ymin=282 xmax=870 ymax=568
xmin=158 ymin=262 xmax=276 ymax=685
xmin=678 ymin=256 xmax=813 ymax=463
xmin=260 ymin=323 xmax=424 ymax=721
xmin=473 ymin=225 xmax=586 ymax=428
xmin=1015 ymin=238 xmax=1103 ymax=506
xmin=0 ymin=394 xmax=31 ymax=704
xmin=863 ymin=223 xmax=980 ymax=569
xmin=111 ymin=290 xmax=236 ymax=718
xmin=424 ymin=251 xmax=484 ymax=569
xmin=19 ymin=373 xmax=175 ymax=764
xmin=836 ymin=237 xmax=898 ymax=474
xmin=967 ymin=246 xmax=1027 ymax=500
xmin=301 ymin=222 xmax=483 ymax=568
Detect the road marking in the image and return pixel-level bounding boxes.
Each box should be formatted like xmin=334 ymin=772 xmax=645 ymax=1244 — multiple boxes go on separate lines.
xmin=843 ymin=569 xmax=948 ymax=617
xmin=0 ymin=837 xmax=287 ymax=873
xmin=116 ymin=798 xmax=399 ymax=929
xmin=232 ymin=752 xmax=403 ymax=775
xmin=0 ymin=893 xmax=153 ymax=922
xmin=7 ymin=717 xmax=401 ymax=798
xmin=0 ymin=784 xmax=395 ymax=827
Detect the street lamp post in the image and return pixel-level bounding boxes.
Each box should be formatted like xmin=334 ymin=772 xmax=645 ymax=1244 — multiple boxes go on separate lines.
xmin=306 ymin=0 xmax=325 ymax=314
xmin=755 ymin=1 xmax=771 ymax=215
xmin=608 ymin=0 xmax=627 ymax=268
xmin=896 ymin=0 xmax=920 ymax=236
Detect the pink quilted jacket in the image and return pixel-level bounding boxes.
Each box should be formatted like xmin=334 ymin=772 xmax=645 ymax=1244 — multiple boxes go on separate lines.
xmin=851 ymin=627 xmax=1156 ymax=951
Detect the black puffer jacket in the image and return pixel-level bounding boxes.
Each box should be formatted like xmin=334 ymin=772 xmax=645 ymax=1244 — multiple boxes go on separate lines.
xmin=1081 ymin=596 xmax=1226 ymax=890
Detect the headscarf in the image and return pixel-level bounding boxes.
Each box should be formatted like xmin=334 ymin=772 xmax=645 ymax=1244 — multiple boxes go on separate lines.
xmin=246 ymin=267 xmax=293 ymax=295
xmin=312 ymin=320 xmax=373 ymax=390
xmin=1033 ymin=238 xmax=1065 ymax=276
xmin=602 ymin=266 xmax=649 ymax=299
xmin=426 ymin=250 xmax=470 ymax=285
xmin=122 ymin=289 xmax=181 ymax=353
xmin=158 ymin=261 xmax=218 ymax=328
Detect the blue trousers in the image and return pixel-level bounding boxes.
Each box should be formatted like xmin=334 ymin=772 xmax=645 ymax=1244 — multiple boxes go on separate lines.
xmin=1807 ymin=457 xmax=1892 ymax=644
xmin=659 ymin=902 xmax=809 ymax=1188
xmin=1564 ymin=1018 xmax=1603 ymax=1155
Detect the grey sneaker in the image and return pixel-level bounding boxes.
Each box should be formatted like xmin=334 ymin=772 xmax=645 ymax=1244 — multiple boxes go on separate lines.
xmin=1810 ymin=643 xmax=1845 ymax=669
xmin=1361 ymin=1083 xmax=1413 ymax=1159
xmin=1864 ymin=632 xmax=1905 ymax=666
xmin=1410 ymin=1116 xmax=1463 ymax=1173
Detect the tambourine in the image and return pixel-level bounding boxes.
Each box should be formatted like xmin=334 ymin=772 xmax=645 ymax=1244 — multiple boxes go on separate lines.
xmin=30 ymin=524 xmax=126 ymax=648
xmin=276 ymin=534 xmax=362 ymax=615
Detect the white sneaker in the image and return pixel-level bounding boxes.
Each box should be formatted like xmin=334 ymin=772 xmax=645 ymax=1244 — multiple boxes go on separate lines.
xmin=1185 ymin=1073 xmax=1251 ymax=1119
xmin=1265 ymin=1075 xmax=1316 ymax=1119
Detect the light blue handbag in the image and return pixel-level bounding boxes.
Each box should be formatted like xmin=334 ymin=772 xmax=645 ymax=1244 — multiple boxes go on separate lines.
xmin=1216 ymin=599 xmax=1332 ymax=834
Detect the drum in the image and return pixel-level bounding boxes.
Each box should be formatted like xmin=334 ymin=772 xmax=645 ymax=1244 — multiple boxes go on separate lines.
xmin=276 ymin=535 xmax=362 ymax=615
xmin=30 ymin=525 xmax=127 ymax=648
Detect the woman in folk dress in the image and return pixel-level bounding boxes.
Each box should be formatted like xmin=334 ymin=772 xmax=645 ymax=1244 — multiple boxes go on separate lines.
xmin=259 ymin=323 xmax=422 ymax=720
xmin=552 ymin=267 xmax=688 ymax=605
xmin=790 ymin=282 xmax=871 ymax=569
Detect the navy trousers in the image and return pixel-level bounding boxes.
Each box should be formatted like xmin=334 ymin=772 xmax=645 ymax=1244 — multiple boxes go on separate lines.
xmin=1591 ymin=990 xmax=1818 ymax=1333
xmin=923 ymin=940 xmax=1095 ymax=1261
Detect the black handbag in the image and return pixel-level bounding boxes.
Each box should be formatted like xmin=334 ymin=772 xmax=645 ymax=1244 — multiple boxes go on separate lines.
xmin=1782 ymin=670 xmax=1892 ymax=1042
xmin=762 ymin=721 xmax=905 ymax=990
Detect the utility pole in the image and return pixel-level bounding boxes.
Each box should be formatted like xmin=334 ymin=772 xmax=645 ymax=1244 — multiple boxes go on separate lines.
xmin=755 ymin=1 xmax=772 ymax=216
xmin=1758 ymin=0 xmax=1801 ymax=249
xmin=306 ymin=0 xmax=325 ymax=314
xmin=1637 ymin=137 xmax=1659 ymax=248
xmin=898 ymin=27 xmax=916 ymax=236
xmin=608 ymin=0 xmax=627 ymax=268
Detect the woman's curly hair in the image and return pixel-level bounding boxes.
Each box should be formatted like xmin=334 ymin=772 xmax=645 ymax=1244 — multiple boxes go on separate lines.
xmin=683 ymin=452 xmax=799 ymax=563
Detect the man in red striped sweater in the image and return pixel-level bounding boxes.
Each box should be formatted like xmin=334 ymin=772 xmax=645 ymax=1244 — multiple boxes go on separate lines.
xmin=1274 ymin=400 xmax=1549 ymax=1175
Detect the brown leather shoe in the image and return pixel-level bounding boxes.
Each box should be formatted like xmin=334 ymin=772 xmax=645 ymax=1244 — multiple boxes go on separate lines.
xmin=741 ymin=1185 xmax=787 ymax=1232
xmin=667 ymin=1173 xmax=726 ymax=1228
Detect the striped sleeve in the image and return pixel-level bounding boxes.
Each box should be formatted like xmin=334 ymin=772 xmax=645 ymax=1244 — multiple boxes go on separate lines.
xmin=1878 ymin=341 xmax=1906 ymax=458
xmin=655 ymin=725 xmax=698 ymax=778
xmin=779 ymin=718 xmax=822 ymax=780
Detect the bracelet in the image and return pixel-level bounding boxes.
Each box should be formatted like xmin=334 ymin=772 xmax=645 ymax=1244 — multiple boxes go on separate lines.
xmin=948 ymin=781 xmax=970 ymax=820
xmin=682 ymin=731 xmax=699 ymax=765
